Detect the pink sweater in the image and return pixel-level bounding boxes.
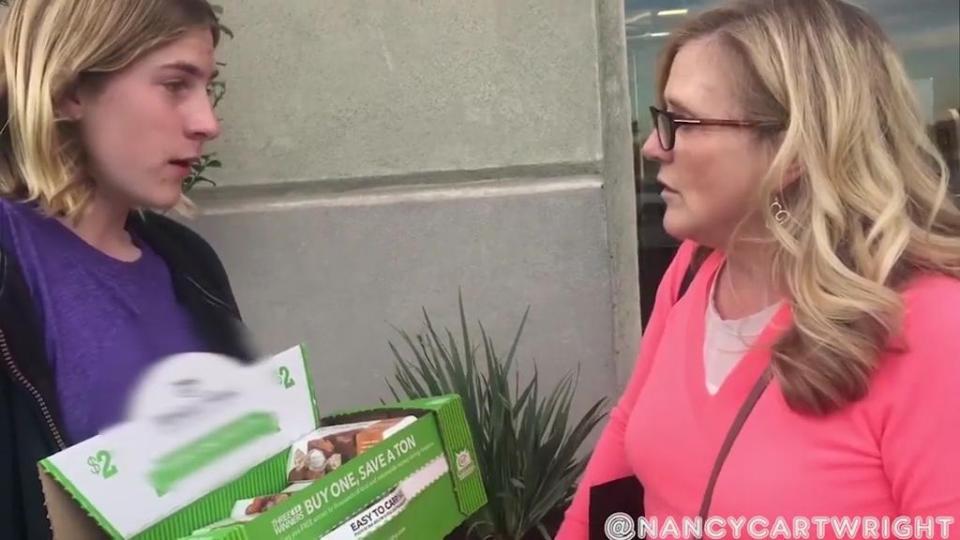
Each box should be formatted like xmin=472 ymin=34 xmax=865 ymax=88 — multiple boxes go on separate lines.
xmin=557 ymin=241 xmax=960 ymax=539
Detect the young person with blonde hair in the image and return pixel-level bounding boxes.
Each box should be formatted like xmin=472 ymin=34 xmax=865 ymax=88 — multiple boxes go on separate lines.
xmin=0 ymin=1 xmax=254 ymax=536
xmin=559 ymin=0 xmax=960 ymax=537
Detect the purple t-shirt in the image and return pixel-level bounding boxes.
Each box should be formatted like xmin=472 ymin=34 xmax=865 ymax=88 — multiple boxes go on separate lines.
xmin=0 ymin=198 xmax=207 ymax=443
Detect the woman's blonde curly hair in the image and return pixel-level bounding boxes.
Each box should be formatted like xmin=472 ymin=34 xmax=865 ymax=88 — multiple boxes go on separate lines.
xmin=659 ymin=0 xmax=960 ymax=415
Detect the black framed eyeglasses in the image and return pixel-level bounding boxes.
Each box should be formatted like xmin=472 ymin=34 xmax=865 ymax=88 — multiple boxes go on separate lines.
xmin=649 ymin=106 xmax=783 ymax=151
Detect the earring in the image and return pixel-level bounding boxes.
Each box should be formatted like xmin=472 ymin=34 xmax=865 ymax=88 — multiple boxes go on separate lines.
xmin=770 ymin=197 xmax=790 ymax=225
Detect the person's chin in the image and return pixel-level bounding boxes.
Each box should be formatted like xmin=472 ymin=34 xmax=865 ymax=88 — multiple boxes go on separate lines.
xmin=140 ymin=187 xmax=184 ymax=211
xmin=662 ymin=208 xmax=694 ymax=241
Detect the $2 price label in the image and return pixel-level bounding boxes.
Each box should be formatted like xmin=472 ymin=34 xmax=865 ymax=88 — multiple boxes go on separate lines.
xmin=88 ymin=450 xmax=119 ymax=479
xmin=278 ymin=366 xmax=296 ymax=389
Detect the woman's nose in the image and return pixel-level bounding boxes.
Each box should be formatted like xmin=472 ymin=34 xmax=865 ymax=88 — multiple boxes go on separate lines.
xmin=641 ymin=128 xmax=670 ymax=162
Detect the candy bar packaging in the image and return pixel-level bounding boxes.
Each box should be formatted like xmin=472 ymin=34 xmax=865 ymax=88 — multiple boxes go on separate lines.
xmin=37 ymin=346 xmax=486 ymax=539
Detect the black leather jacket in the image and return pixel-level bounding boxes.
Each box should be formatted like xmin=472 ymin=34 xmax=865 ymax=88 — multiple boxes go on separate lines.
xmin=0 ymin=210 xmax=256 ymax=539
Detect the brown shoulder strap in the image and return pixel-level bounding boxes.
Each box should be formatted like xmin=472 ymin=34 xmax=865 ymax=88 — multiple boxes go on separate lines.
xmin=678 ymin=246 xmax=711 ymax=301
xmin=696 ymin=366 xmax=773 ymax=529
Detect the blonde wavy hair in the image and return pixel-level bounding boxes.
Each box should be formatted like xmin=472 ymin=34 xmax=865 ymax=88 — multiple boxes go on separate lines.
xmin=659 ymin=0 xmax=960 ymax=415
xmin=0 ymin=0 xmax=220 ymax=217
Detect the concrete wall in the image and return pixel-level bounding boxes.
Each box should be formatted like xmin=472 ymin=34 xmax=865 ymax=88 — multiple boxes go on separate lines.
xmin=188 ymin=0 xmax=639 ymax=418
xmin=213 ymin=0 xmax=603 ymax=184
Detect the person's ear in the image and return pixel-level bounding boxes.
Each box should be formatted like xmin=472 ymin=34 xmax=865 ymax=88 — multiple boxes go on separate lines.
xmin=55 ymin=83 xmax=86 ymax=122
xmin=782 ymin=160 xmax=804 ymax=189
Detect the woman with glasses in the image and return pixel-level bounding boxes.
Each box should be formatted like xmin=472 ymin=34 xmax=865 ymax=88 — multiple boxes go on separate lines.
xmin=558 ymin=0 xmax=960 ymax=537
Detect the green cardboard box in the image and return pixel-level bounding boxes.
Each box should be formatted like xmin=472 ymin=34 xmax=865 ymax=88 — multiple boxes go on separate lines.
xmin=37 ymin=346 xmax=486 ymax=539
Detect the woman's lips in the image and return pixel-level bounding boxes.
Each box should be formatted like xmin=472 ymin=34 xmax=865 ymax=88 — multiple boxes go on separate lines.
xmin=658 ymin=179 xmax=679 ymax=197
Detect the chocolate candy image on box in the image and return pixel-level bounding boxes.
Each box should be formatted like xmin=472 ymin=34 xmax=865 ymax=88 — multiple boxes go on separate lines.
xmin=231 ymin=482 xmax=311 ymax=521
xmin=243 ymin=493 xmax=290 ymax=515
xmin=286 ymin=416 xmax=416 ymax=484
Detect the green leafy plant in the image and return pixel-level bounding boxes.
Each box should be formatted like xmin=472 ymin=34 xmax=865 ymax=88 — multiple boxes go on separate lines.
xmin=183 ymin=153 xmax=223 ymax=191
xmin=386 ymin=293 xmax=608 ymax=540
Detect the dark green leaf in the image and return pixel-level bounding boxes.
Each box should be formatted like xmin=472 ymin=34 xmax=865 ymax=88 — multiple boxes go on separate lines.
xmin=382 ymin=294 xmax=608 ymax=539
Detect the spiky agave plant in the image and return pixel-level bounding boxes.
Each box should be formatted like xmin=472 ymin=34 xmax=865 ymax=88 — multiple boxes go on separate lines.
xmin=386 ymin=293 xmax=608 ymax=540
